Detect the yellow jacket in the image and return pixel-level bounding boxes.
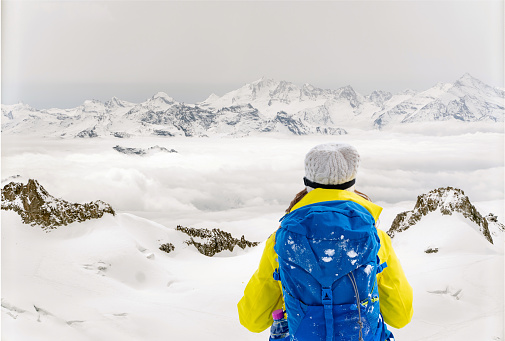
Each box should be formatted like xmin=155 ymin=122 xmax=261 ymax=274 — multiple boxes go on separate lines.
xmin=237 ymin=189 xmax=413 ymax=333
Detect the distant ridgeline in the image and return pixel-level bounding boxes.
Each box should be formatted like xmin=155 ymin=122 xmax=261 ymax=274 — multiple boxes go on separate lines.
xmin=113 ymin=145 xmax=178 ymax=156
xmin=1 ymin=73 xmax=503 ymax=138
xmin=387 ymin=187 xmax=505 ymax=248
xmin=1 ymin=179 xmax=115 ymax=229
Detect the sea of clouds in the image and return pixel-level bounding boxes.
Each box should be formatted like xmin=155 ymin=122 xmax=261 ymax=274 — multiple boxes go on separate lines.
xmin=2 ymin=129 xmax=503 ymax=227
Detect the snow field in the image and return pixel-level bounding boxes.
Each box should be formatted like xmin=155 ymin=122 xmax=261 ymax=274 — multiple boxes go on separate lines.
xmin=2 ymin=211 xmax=271 ymax=340
xmin=1 ymin=132 xmax=504 ymax=340
xmin=387 ymin=211 xmax=504 ymax=341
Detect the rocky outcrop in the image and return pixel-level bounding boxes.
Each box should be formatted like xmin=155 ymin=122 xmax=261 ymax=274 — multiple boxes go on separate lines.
xmin=486 ymin=213 xmax=505 ymax=238
xmin=366 ymin=90 xmax=393 ymax=109
xmin=387 ymin=187 xmax=493 ymax=244
xmin=153 ymin=130 xmax=175 ymax=137
xmin=113 ymin=145 xmax=177 ymax=156
xmin=175 ymin=225 xmax=259 ymax=257
xmin=159 ymin=243 xmax=175 ymax=254
xmin=76 ymin=127 xmax=98 ymax=138
xmin=1 ymin=179 xmax=115 ymax=229
xmin=486 ymin=213 xmax=505 ymax=230
xmin=112 ymin=132 xmax=131 ymax=138
xmin=270 ymin=111 xmax=308 ymax=135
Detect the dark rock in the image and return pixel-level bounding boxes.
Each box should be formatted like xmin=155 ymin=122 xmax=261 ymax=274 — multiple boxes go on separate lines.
xmin=486 ymin=213 xmax=498 ymax=223
xmin=486 ymin=213 xmax=505 ymax=232
xmin=113 ymin=145 xmax=146 ymax=155
xmin=153 ymin=130 xmax=174 ymax=137
xmin=314 ymin=127 xmax=347 ymax=135
xmin=217 ymin=104 xmax=261 ymax=126
xmin=425 ymin=247 xmax=439 ymax=254
xmin=76 ymin=127 xmax=98 ymax=138
xmin=175 ymin=225 xmax=259 ymax=257
xmin=270 ymin=111 xmax=307 ymax=135
xmin=1 ymin=179 xmax=115 ymax=229
xmin=387 ymin=187 xmax=493 ymax=244
xmin=159 ymin=243 xmax=175 ymax=253
xmin=112 ymin=132 xmax=131 ymax=138
xmin=113 ymin=145 xmax=177 ymax=155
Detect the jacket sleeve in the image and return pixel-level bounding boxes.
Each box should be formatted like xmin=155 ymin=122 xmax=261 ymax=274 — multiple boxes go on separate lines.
xmin=376 ymin=229 xmax=414 ymax=329
xmin=237 ymin=232 xmax=284 ymax=333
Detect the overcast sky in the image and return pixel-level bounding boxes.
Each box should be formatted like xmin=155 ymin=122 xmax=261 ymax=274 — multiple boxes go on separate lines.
xmin=1 ymin=0 xmax=503 ymax=109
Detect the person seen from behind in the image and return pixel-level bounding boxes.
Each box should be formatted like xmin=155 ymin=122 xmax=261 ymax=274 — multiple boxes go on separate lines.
xmin=238 ymin=142 xmax=413 ymax=341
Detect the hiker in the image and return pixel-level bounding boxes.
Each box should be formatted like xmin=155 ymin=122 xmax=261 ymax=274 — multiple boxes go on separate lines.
xmin=238 ymin=142 xmax=413 ymax=341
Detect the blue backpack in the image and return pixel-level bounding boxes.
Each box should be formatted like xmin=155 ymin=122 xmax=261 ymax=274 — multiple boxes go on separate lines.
xmin=274 ymin=200 xmax=392 ymax=341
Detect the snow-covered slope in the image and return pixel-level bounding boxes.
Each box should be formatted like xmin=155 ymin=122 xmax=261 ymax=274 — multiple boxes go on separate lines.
xmin=383 ymin=186 xmax=504 ymax=340
xmin=2 ymin=74 xmax=503 ymax=138
xmin=1 ymin=210 xmax=265 ymax=341
xmin=384 ymin=204 xmax=503 ymax=341
xmin=2 ymin=193 xmax=503 ymax=341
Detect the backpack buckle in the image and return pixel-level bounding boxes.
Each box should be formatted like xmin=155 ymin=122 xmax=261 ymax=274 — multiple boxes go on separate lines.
xmin=322 ymin=287 xmax=333 ymax=305
xmin=322 ymin=287 xmax=334 ymax=341
xmin=273 ymin=268 xmax=281 ymax=281
xmin=376 ymin=256 xmax=388 ymax=274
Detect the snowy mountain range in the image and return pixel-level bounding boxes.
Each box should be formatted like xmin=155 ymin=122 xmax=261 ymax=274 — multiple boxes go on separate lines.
xmin=1 ymin=73 xmax=503 ymax=138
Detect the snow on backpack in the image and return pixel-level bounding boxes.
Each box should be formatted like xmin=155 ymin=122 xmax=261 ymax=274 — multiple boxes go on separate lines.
xmin=273 ymin=200 xmax=392 ymax=341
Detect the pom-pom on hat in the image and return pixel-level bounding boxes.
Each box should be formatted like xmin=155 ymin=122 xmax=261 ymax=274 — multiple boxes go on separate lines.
xmin=304 ymin=143 xmax=360 ymax=190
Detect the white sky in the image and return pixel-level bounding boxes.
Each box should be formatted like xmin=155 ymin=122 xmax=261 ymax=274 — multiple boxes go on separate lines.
xmin=1 ymin=0 xmax=504 ymax=109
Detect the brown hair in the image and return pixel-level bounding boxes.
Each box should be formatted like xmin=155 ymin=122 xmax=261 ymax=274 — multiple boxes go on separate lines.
xmin=285 ymin=188 xmax=373 ymax=214
xmin=285 ymin=189 xmax=308 ymax=213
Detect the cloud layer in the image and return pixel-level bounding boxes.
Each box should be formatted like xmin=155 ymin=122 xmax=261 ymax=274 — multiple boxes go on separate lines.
xmin=2 ymin=132 xmax=503 ymax=226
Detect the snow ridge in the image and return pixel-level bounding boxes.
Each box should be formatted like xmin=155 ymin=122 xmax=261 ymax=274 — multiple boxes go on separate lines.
xmin=387 ymin=187 xmax=493 ymax=243
xmin=1 ymin=179 xmax=115 ymax=229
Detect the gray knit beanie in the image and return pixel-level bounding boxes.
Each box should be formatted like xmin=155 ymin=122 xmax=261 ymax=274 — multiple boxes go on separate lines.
xmin=304 ymin=143 xmax=360 ymax=189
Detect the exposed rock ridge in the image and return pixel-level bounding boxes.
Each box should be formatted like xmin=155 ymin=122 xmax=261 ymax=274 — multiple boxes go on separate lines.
xmin=486 ymin=213 xmax=505 ymax=234
xmin=1 ymin=179 xmax=115 ymax=229
xmin=387 ymin=187 xmax=493 ymax=244
xmin=113 ymin=145 xmax=177 ymax=156
xmin=175 ymin=225 xmax=259 ymax=257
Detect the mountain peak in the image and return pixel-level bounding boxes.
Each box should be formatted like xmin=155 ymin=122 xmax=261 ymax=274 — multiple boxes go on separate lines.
xmin=387 ymin=187 xmax=492 ymax=244
xmin=105 ymin=96 xmax=127 ymax=108
xmin=202 ymin=93 xmax=220 ymax=103
xmin=460 ymin=72 xmax=478 ymax=81
xmin=151 ymin=92 xmax=174 ymax=101
xmin=454 ymin=73 xmax=488 ymax=89
xmin=250 ymin=77 xmax=278 ymax=87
